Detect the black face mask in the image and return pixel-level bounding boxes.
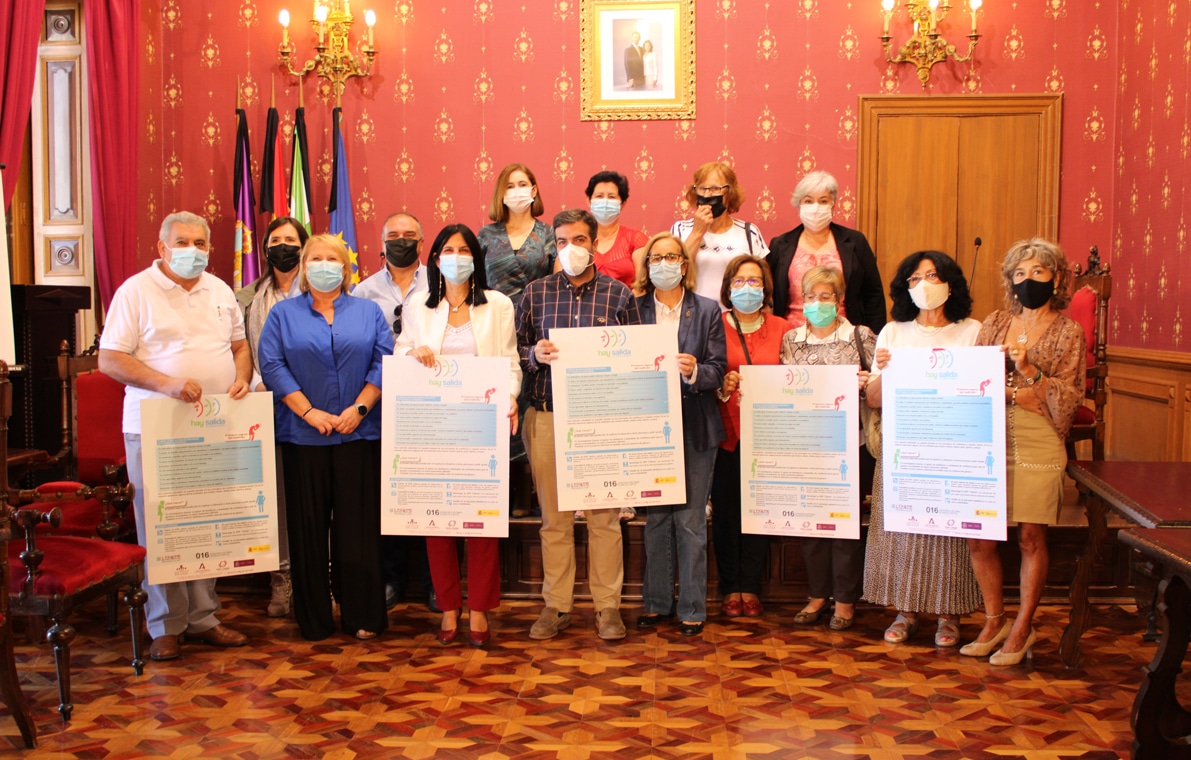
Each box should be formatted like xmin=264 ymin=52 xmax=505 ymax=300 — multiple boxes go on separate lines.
xmin=1013 ymin=278 xmax=1055 ymax=310
xmin=696 ymin=194 xmax=726 ymax=219
xmin=265 ymin=243 xmax=301 ymax=273
xmin=384 ymin=238 xmax=420 ymax=268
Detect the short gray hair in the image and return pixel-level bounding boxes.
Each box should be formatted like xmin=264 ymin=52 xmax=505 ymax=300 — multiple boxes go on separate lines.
xmin=790 ymin=171 xmax=838 ymax=206
xmin=159 ymin=211 xmax=211 ymax=243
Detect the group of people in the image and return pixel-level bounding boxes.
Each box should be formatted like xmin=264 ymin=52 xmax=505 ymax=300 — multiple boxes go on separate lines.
xmin=96 ymin=161 xmax=1085 ymax=668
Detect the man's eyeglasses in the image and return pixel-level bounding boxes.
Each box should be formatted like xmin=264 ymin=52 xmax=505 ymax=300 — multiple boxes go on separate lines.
xmin=730 ymin=277 xmax=764 ymax=289
xmin=393 ymin=304 xmax=403 ymax=336
xmin=907 ymin=271 xmax=942 ymax=287
xmin=647 ymin=253 xmax=685 ymax=265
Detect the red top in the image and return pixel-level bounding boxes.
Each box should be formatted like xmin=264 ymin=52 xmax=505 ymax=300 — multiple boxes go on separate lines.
xmin=718 ymin=312 xmax=792 ymax=451
xmin=593 ymin=225 xmax=649 ymax=288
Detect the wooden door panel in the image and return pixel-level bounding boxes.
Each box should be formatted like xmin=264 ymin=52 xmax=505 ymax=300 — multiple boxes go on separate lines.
xmin=875 ymin=115 xmax=960 ymax=295
xmin=959 ymin=114 xmax=1044 ymax=320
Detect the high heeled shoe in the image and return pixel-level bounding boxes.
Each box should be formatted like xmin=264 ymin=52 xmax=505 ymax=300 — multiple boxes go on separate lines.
xmin=959 ymin=618 xmax=1011 ymax=657
xmin=437 ymin=609 xmax=462 ymax=645
xmin=989 ymin=628 xmax=1036 ymax=666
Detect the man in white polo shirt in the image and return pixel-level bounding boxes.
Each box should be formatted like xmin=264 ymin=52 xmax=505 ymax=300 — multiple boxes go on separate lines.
xmin=99 ymin=211 xmax=253 ymax=662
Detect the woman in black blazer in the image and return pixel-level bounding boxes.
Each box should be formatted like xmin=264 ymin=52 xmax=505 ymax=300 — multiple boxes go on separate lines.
xmin=633 ymin=232 xmax=727 ymax=638
xmin=769 ymin=171 xmax=887 ymax=335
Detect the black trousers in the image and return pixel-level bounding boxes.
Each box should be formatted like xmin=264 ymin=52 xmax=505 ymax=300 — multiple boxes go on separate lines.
xmin=709 ymin=444 xmax=770 ymax=596
xmin=281 ymin=439 xmax=387 ymax=641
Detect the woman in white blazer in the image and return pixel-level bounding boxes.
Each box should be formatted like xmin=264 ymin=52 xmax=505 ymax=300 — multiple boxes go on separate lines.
xmin=395 ymin=223 xmax=521 ymax=648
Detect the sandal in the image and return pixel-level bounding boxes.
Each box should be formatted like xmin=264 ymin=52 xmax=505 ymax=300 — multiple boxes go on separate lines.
xmin=883 ymin=612 xmax=919 ymax=644
xmin=935 ymin=616 xmax=960 ymax=648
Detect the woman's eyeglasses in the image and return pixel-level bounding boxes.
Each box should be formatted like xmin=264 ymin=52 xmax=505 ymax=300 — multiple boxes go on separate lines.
xmin=803 ymin=292 xmax=838 ymax=303
xmin=647 ymin=253 xmax=685 ymax=265
xmin=907 ymin=271 xmax=941 ymax=286
xmin=730 ymin=277 xmax=763 ymax=289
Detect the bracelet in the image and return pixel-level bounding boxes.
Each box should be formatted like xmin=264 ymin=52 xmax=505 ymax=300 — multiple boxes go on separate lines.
xmin=301 ymin=406 xmax=314 ymax=418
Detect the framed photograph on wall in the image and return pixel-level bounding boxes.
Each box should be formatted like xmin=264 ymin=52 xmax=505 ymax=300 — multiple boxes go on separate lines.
xmin=579 ymin=0 xmax=695 ymax=121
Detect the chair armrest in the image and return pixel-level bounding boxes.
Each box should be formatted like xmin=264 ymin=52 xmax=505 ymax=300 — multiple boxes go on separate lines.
xmin=11 ymin=506 xmax=62 ymax=598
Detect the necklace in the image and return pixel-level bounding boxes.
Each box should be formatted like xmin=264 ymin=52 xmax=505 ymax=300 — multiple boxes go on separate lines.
xmin=446 ymin=298 xmax=468 ymax=313
xmin=1014 ymin=314 xmax=1050 ymax=345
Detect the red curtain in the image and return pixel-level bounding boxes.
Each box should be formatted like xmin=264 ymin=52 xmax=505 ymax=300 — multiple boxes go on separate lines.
xmin=0 ymin=0 xmax=45 ymax=210
xmin=85 ymin=0 xmax=140 ymax=309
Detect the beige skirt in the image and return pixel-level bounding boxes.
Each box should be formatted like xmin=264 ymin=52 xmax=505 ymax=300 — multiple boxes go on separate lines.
xmin=1006 ymin=406 xmax=1066 ymax=525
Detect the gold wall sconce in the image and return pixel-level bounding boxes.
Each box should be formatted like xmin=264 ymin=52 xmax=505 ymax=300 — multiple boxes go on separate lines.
xmin=881 ymin=0 xmax=982 ymax=89
xmin=278 ymin=1 xmax=377 ymax=100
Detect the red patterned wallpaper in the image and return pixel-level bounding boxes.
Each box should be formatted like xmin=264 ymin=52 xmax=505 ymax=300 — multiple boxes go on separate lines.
xmin=1112 ymin=1 xmax=1189 ymax=351
xmin=134 ymin=0 xmax=1176 ymax=350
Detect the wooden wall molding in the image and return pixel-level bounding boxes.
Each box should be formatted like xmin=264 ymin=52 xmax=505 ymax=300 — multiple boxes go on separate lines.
xmin=1106 ymin=347 xmax=1191 ymax=461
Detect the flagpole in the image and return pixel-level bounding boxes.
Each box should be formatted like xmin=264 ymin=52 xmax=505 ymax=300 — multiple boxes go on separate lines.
xmin=236 ymin=76 xmax=241 ymax=111
xmin=270 ymin=74 xmax=275 ymax=109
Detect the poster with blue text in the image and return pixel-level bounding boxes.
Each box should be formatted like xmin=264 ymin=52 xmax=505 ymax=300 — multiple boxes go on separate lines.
xmin=549 ymin=324 xmax=685 ymax=512
xmin=140 ymin=393 xmax=279 ymax=585
xmin=381 ymin=355 xmax=511 ymax=538
xmin=739 ymin=364 xmax=860 ymax=539
xmin=881 ymin=346 xmax=1007 ymax=541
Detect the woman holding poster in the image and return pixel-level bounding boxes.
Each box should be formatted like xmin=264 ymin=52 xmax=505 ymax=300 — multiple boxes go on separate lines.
xmin=259 ymin=235 xmax=393 ymax=642
xmin=633 ymin=232 xmax=727 ymax=637
xmin=396 ymin=223 xmax=521 ymax=648
xmin=961 ymin=239 xmax=1085 ymax=665
xmin=780 ymin=266 xmax=876 ymax=631
xmin=861 ymin=251 xmax=982 ymax=648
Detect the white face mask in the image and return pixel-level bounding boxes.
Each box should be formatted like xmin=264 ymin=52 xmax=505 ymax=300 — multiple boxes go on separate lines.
xmin=799 ymin=202 xmax=832 ymax=233
xmin=504 ymin=188 xmax=534 ymax=213
xmin=558 ymin=243 xmax=592 ymax=277
xmin=909 ymin=280 xmax=950 ymax=311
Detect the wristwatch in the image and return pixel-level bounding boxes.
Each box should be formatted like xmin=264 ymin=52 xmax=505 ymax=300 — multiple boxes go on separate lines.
xmin=356 ymin=403 xmax=369 ymax=417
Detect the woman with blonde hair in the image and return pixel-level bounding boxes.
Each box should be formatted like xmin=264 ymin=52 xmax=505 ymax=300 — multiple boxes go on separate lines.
xmin=633 ymin=232 xmax=727 ymax=637
xmin=962 ymin=239 xmax=1085 ymax=665
xmin=259 ymin=234 xmax=393 ymax=641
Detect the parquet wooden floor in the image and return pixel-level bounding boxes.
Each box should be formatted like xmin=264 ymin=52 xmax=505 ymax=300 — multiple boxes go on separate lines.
xmin=0 ymin=595 xmax=1144 ymax=758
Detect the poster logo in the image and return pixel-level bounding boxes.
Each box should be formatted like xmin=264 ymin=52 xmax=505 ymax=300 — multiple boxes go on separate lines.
xmin=194 ymin=397 xmax=222 ymax=417
xmin=979 ymin=379 xmax=991 ymax=397
xmin=600 ymin=328 xmax=628 ymax=348
xmin=929 ymin=348 xmax=954 ymax=369
xmin=833 ymin=395 xmax=845 ymax=410
xmin=483 ymin=387 xmax=497 ymax=403
xmin=785 ymin=368 xmax=810 ymax=386
xmin=248 ymin=423 xmax=260 ymax=440
xmin=434 ymin=358 xmax=461 ymax=378
xmin=653 ymin=354 xmax=666 ymax=371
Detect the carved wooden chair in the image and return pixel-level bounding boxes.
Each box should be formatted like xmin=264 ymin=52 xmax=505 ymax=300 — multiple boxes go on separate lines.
xmin=2 ymin=362 xmax=147 ymax=721
xmin=1064 ymin=245 xmax=1111 ymax=461
xmin=0 ymin=369 xmax=36 ymax=746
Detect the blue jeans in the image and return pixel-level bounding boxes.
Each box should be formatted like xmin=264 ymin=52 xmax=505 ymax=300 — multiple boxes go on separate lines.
xmin=642 ymin=443 xmax=717 ymax=622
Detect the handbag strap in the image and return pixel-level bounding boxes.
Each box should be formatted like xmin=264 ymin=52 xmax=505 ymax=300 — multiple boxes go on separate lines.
xmin=854 ymin=325 xmax=871 ymax=372
xmin=731 ymin=313 xmax=754 ymax=366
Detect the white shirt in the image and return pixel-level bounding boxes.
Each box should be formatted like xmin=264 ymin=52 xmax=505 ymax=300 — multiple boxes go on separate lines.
xmin=653 ymin=290 xmax=697 ymax=385
xmin=869 ymin=318 xmax=983 ymax=378
xmin=100 ymin=261 xmax=245 ymax=434
xmin=670 ymin=217 xmax=768 ymax=308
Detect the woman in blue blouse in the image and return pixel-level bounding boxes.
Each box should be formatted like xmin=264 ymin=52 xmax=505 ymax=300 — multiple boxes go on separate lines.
xmin=259 ymin=234 xmax=394 ymax=641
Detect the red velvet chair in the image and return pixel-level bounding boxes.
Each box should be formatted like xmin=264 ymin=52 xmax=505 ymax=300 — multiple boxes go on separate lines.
xmin=2 ymin=362 xmax=146 ymax=722
xmin=1063 ymin=246 xmax=1111 ymax=461
xmin=0 ymin=444 xmax=36 ymax=747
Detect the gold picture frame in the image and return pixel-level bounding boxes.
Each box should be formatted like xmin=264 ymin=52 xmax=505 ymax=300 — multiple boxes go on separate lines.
xmin=579 ymin=0 xmax=695 ymax=121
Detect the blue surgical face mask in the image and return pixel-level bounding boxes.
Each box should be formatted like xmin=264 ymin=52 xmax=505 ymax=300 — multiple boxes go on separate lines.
xmin=803 ymin=301 xmax=838 ymax=328
xmin=165 ymin=246 xmax=209 ymax=279
xmin=438 ymin=254 xmax=475 ymax=285
xmin=590 ymin=198 xmax=622 ymax=225
xmin=649 ymin=261 xmax=684 ymax=291
xmin=305 ymin=260 xmax=345 ymax=292
xmin=729 ymin=284 xmax=764 ymax=314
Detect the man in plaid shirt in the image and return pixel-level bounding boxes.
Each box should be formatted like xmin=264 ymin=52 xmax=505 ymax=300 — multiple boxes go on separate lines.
xmin=517 ymin=208 xmax=642 ymax=641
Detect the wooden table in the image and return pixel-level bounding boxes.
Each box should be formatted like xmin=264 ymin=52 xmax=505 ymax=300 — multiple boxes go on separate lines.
xmin=1118 ymin=528 xmax=1191 ymax=759
xmin=1060 ymin=461 xmax=1191 ymax=668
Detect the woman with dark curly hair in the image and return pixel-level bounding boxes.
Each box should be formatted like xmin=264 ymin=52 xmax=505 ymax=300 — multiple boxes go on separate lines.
xmin=961 ymin=239 xmax=1085 ymax=665
xmin=861 ymin=251 xmax=982 ymax=648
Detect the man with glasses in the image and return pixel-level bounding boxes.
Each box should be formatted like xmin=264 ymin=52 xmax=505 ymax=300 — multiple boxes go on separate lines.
xmin=516 ymin=208 xmax=642 ymax=641
xmin=353 ymin=211 xmax=431 ymax=610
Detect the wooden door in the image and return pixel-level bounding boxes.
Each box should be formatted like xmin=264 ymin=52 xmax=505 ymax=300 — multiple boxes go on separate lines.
xmin=858 ymin=95 xmax=1062 ymax=322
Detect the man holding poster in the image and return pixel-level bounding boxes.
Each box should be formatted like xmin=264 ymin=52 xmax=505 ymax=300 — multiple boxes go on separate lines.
xmin=99 ymin=211 xmax=253 ymax=661
xmin=516 ymin=209 xmax=641 ymax=641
